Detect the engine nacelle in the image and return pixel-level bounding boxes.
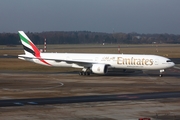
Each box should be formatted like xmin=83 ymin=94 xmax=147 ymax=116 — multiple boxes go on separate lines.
xmin=91 ymin=64 xmax=108 ymax=74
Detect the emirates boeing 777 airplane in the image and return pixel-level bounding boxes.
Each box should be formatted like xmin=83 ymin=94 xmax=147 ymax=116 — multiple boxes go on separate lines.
xmin=18 ymin=31 xmax=175 ymax=77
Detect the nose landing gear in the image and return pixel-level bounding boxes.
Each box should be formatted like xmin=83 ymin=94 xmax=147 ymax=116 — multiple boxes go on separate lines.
xmin=159 ymin=69 xmax=165 ymax=77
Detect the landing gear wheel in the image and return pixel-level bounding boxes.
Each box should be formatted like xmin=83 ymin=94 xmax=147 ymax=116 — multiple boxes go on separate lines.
xmin=159 ymin=69 xmax=165 ymax=77
xmin=83 ymin=72 xmax=87 ymax=76
xmin=79 ymin=72 xmax=83 ymax=76
xmin=79 ymin=68 xmax=91 ymax=76
xmin=79 ymin=71 xmax=91 ymax=76
xmin=87 ymin=72 xmax=90 ymax=76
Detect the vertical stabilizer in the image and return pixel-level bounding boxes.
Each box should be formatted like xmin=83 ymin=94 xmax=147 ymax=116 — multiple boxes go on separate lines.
xmin=18 ymin=31 xmax=51 ymax=66
xmin=18 ymin=31 xmax=40 ymax=57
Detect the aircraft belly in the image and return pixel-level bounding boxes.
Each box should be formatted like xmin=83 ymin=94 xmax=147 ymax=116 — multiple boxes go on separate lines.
xmin=47 ymin=60 xmax=72 ymax=67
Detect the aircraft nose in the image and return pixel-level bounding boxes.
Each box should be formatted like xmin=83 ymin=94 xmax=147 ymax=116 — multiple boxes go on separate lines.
xmin=169 ymin=61 xmax=175 ymax=68
xmin=166 ymin=59 xmax=175 ymax=68
xmin=171 ymin=62 xmax=175 ymax=67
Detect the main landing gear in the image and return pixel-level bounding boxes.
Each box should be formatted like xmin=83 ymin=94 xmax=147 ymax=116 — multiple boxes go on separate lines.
xmin=79 ymin=71 xmax=91 ymax=76
xmin=79 ymin=68 xmax=91 ymax=76
xmin=159 ymin=69 xmax=165 ymax=77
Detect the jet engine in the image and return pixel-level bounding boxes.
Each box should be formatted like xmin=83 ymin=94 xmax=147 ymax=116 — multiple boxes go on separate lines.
xmin=91 ymin=64 xmax=108 ymax=74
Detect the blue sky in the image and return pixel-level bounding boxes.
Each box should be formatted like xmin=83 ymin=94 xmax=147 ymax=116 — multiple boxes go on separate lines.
xmin=0 ymin=0 xmax=180 ymax=34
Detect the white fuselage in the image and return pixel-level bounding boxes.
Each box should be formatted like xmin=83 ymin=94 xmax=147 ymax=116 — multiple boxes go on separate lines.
xmin=19 ymin=53 xmax=175 ymax=70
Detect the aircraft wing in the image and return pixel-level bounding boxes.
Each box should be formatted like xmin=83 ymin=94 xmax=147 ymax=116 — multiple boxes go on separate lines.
xmin=18 ymin=55 xmax=109 ymax=68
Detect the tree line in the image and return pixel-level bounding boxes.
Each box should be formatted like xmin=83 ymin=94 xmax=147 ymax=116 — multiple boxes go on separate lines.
xmin=0 ymin=31 xmax=180 ymax=45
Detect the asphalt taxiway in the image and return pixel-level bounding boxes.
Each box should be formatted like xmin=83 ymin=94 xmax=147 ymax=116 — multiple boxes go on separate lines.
xmin=0 ymin=91 xmax=180 ymax=107
xmin=0 ymin=66 xmax=180 ymax=119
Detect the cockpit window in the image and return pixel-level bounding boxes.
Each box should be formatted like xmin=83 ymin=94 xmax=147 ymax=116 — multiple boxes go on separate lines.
xmin=166 ymin=60 xmax=172 ymax=62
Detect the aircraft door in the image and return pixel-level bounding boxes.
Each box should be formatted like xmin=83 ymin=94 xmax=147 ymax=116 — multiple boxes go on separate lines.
xmin=154 ymin=59 xmax=158 ymax=65
xmin=95 ymin=57 xmax=98 ymax=62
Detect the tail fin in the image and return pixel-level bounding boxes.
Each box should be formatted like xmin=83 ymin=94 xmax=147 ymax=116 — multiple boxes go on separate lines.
xmin=18 ymin=31 xmax=40 ymax=57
